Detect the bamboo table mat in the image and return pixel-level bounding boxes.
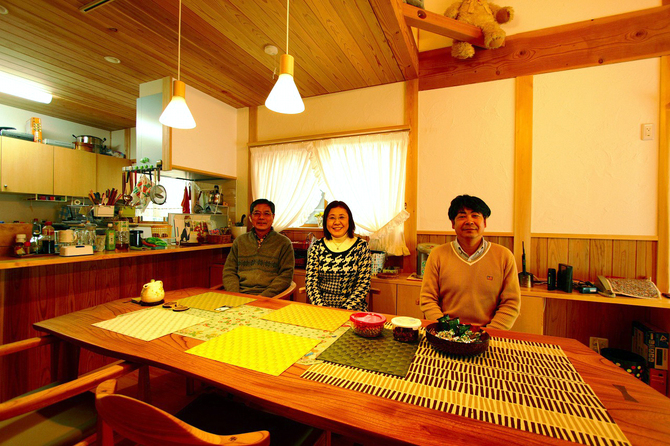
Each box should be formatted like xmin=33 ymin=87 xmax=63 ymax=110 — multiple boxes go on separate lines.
xmin=318 ymin=324 xmax=419 ymax=377
xmin=302 ymin=335 xmax=630 ymax=446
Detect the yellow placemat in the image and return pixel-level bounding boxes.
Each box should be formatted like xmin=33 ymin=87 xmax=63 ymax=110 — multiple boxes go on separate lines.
xmin=177 ymin=292 xmax=255 ymax=310
xmin=186 ymin=326 xmax=319 ymax=376
xmin=93 ymin=308 xmax=208 ymax=341
xmin=261 ymin=304 xmax=351 ymax=332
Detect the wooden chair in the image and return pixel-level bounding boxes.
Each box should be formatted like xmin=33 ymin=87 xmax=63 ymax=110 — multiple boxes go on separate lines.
xmin=297 ymin=286 xmax=381 ymax=311
xmin=210 ymin=281 xmax=297 ymax=301
xmin=0 ymin=335 xmax=142 ymax=446
xmin=96 ymin=379 xmax=271 ymax=446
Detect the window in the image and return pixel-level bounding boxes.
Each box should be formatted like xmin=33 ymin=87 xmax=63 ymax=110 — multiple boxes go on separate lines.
xmin=140 ymin=176 xmax=189 ymax=222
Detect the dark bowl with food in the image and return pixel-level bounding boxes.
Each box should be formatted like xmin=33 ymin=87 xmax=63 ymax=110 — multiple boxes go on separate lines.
xmin=425 ymin=323 xmax=490 ymax=356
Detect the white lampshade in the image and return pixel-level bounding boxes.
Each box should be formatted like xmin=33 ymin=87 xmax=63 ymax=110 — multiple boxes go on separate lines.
xmin=159 ymin=80 xmax=196 ymax=129
xmin=265 ymin=54 xmax=304 ymax=114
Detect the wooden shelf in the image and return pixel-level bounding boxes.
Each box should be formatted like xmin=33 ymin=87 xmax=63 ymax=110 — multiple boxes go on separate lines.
xmin=0 ymin=243 xmax=232 ymax=270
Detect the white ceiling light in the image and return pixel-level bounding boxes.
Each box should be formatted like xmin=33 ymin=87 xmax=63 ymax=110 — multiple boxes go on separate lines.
xmin=0 ymin=72 xmax=52 ymax=104
xmin=0 ymin=5 xmax=8 ymax=14
xmin=104 ymin=56 xmax=121 ymax=64
xmin=264 ymin=0 xmax=304 ymax=114
xmin=159 ymin=0 xmax=196 ymax=129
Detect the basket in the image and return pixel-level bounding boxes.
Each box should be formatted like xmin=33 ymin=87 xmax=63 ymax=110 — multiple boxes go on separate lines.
xmin=425 ymin=323 xmax=490 ymax=356
xmin=207 ymin=234 xmax=232 ymax=244
xmin=151 ymin=225 xmax=172 ymax=238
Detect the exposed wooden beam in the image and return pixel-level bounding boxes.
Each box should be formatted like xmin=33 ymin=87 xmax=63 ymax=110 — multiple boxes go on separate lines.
xmin=368 ymin=0 xmax=418 ymax=79
xmin=419 ymin=5 xmax=670 ymax=91
xmin=401 ymin=3 xmax=484 ymax=47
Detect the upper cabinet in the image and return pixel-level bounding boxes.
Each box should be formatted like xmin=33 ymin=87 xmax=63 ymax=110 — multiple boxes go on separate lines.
xmin=136 ymin=77 xmax=237 ymax=179
xmin=0 ymin=137 xmax=54 ymax=194
xmin=53 ymin=146 xmax=96 ymax=196
xmin=97 ymin=155 xmax=131 ymax=192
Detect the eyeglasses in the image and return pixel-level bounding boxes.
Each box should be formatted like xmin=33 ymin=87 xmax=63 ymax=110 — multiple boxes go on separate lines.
xmin=252 ymin=211 xmax=273 ymax=218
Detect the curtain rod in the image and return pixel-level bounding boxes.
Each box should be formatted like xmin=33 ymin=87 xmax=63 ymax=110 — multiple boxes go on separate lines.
xmin=247 ymin=125 xmax=410 ymax=148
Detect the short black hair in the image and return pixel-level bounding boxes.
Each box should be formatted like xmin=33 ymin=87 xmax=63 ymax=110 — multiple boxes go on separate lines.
xmin=322 ymin=201 xmax=356 ymax=240
xmin=250 ymin=198 xmax=275 ymax=215
xmin=448 ymin=195 xmax=491 ymax=221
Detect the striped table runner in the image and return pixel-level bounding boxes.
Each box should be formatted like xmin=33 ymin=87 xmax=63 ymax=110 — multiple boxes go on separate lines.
xmin=301 ymin=336 xmax=630 ymax=446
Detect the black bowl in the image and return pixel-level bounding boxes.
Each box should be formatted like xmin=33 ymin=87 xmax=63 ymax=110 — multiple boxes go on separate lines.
xmin=425 ymin=323 xmax=490 ymax=356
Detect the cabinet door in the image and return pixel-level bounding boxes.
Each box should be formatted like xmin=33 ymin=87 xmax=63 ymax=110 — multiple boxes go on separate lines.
xmin=396 ymin=284 xmax=424 ymax=319
xmin=1 ymin=137 xmax=53 ymax=194
xmin=53 ymin=146 xmax=96 ymax=197
xmin=369 ymin=280 xmax=396 ymax=315
xmin=97 ymin=155 xmax=131 ymax=192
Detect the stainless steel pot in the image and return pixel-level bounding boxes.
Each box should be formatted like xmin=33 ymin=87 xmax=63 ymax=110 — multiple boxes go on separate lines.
xmin=72 ymin=134 xmax=106 ymax=145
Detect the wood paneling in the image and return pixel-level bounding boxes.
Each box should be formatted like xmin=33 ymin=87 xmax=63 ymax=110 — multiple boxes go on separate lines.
xmin=419 ymin=6 xmax=670 ymax=92
xmin=0 ymin=249 xmax=222 ymax=402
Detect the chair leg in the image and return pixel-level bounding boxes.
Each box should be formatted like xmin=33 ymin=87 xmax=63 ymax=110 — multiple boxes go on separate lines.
xmin=96 ymin=418 xmax=114 ymax=446
xmin=137 ymin=365 xmax=151 ymax=404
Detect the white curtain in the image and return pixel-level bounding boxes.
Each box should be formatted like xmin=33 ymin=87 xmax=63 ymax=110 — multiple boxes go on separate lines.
xmin=309 ymin=131 xmax=410 ymax=255
xmin=250 ymin=142 xmax=322 ymax=232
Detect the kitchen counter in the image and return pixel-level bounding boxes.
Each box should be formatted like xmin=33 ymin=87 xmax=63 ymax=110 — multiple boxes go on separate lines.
xmin=0 ymin=243 xmax=232 ymax=270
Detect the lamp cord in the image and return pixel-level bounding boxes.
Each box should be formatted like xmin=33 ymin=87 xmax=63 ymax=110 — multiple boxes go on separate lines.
xmin=285 ymin=0 xmax=289 ymax=55
xmin=177 ymin=0 xmax=182 ymax=81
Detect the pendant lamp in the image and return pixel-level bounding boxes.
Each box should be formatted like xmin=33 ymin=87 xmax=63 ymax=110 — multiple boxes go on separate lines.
xmin=159 ymin=0 xmax=196 ymax=129
xmin=265 ymin=0 xmax=304 ymax=114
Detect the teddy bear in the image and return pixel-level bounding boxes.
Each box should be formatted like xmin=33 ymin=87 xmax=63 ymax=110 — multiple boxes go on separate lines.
xmin=444 ymin=0 xmax=514 ymax=59
xmin=404 ymin=0 xmax=425 ymax=8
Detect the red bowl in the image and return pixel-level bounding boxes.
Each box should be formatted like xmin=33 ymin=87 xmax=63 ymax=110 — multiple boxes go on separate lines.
xmin=349 ymin=312 xmax=386 ymax=338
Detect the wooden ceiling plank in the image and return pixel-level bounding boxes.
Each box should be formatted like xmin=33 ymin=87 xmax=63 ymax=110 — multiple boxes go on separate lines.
xmin=304 ymin=0 xmax=384 ymax=85
xmin=350 ymin=0 xmax=405 ymax=82
xmin=231 ymin=0 xmax=359 ymax=92
xmin=419 ymin=5 xmax=670 ymax=91
xmin=367 ymin=0 xmax=418 ymax=80
xmin=402 ymin=3 xmax=485 ymax=47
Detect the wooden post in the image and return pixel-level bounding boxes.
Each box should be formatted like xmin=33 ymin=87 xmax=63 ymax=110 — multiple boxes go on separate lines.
xmin=513 ymin=76 xmax=533 ymax=273
xmin=404 ymin=79 xmax=419 ymax=273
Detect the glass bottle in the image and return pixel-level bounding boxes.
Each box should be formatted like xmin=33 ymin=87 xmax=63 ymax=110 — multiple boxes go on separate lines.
xmin=114 ymin=220 xmax=129 ymax=251
xmin=30 ymin=218 xmax=41 ymax=254
xmin=13 ymin=234 xmax=28 ymax=257
xmin=105 ymin=223 xmax=116 ymax=251
xmin=41 ymin=221 xmax=55 ymax=254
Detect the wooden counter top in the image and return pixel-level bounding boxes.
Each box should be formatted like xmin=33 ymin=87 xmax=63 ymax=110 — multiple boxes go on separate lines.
xmin=0 ymin=243 xmax=232 ymax=270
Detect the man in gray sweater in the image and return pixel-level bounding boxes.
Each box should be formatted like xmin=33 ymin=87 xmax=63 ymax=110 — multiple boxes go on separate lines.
xmin=222 ymin=199 xmax=294 ymax=297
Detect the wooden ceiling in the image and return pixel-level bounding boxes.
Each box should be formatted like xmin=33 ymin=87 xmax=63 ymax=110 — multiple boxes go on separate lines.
xmin=0 ymin=0 xmax=414 ymax=131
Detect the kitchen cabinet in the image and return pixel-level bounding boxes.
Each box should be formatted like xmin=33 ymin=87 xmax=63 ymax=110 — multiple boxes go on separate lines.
xmin=53 ymin=146 xmax=96 ymax=196
xmin=96 ymin=155 xmax=131 ymax=192
xmin=396 ymin=284 xmax=424 ymax=319
xmin=0 ymin=136 xmax=54 ymax=194
xmin=370 ymin=281 xmax=397 ymax=314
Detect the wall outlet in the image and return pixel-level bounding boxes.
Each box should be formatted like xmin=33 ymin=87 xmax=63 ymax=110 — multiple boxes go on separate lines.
xmin=589 ymin=337 xmax=609 ymax=352
xmin=642 ymin=123 xmax=654 ymax=140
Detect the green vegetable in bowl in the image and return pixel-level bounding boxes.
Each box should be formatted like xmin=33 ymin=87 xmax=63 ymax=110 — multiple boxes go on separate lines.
xmin=435 ymin=314 xmax=481 ymax=343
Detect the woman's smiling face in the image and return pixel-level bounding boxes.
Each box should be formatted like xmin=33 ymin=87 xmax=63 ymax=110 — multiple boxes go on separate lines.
xmin=326 ymin=206 xmax=349 ymax=238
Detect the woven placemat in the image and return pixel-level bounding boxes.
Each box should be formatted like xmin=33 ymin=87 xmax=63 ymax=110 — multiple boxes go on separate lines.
xmin=93 ymin=307 xmax=208 ymax=341
xmin=186 ymin=326 xmax=319 ymax=376
xmin=318 ymin=325 xmax=419 ymax=377
xmin=302 ymin=336 xmax=630 ymax=446
xmin=261 ymin=304 xmax=351 ymax=332
xmin=177 ymin=292 xmax=255 ymax=311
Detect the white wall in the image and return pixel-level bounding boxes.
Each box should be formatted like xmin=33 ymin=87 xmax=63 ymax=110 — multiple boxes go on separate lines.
xmin=418 ymin=80 xmax=516 ymax=232
xmin=171 ymin=84 xmax=237 ymax=178
xmin=257 ymin=82 xmax=405 ymax=140
xmin=0 ymin=103 xmax=110 ymax=144
xmin=532 ymin=59 xmax=659 ymax=236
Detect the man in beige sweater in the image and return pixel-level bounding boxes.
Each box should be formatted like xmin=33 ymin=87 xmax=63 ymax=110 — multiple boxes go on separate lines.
xmin=420 ymin=195 xmax=520 ymax=330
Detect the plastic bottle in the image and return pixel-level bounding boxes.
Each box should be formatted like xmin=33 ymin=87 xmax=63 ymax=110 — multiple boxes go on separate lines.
xmin=30 ymin=218 xmax=41 ymax=254
xmin=13 ymin=234 xmax=28 ymax=257
xmin=105 ymin=223 xmax=116 ymax=251
xmin=41 ymin=221 xmax=55 ymax=254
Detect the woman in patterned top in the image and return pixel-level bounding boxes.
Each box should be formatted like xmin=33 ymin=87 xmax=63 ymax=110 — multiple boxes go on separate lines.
xmin=305 ymin=201 xmax=372 ymax=311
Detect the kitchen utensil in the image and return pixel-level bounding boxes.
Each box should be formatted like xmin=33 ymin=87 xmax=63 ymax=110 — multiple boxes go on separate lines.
xmin=150 ymin=168 xmax=167 ymax=205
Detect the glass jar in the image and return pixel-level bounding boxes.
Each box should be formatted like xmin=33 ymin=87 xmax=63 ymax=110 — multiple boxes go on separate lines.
xmin=114 ymin=220 xmax=129 ymax=251
xmin=41 ymin=221 xmax=55 ymax=254
xmin=13 ymin=234 xmax=28 ymax=257
xmin=391 ymin=317 xmax=422 ymax=343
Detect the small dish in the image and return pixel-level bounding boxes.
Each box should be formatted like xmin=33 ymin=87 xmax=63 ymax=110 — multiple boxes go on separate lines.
xmin=349 ymin=312 xmax=386 ymax=338
xmin=425 ymin=323 xmax=490 ymax=356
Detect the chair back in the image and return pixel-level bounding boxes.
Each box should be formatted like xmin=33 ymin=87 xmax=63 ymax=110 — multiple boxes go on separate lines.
xmin=95 ymin=379 xmax=270 ymax=446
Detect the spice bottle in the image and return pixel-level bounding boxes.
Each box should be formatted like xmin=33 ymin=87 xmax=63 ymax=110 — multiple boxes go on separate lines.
xmin=13 ymin=234 xmax=28 ymax=257
xmin=30 ymin=218 xmax=41 ymax=254
xmin=41 ymin=221 xmax=55 ymax=254
xmin=114 ymin=220 xmax=129 ymax=251
xmin=105 ymin=223 xmax=115 ymax=251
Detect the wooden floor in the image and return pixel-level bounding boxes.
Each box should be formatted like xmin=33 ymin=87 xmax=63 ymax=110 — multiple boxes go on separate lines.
xmin=111 ymin=367 xmax=358 ymax=446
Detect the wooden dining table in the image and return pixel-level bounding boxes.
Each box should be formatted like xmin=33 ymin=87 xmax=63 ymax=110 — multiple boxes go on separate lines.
xmin=33 ymin=287 xmax=670 ymax=446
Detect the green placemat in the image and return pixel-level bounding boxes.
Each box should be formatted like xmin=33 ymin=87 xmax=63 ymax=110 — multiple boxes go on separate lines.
xmin=318 ymin=326 xmax=419 ymax=377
